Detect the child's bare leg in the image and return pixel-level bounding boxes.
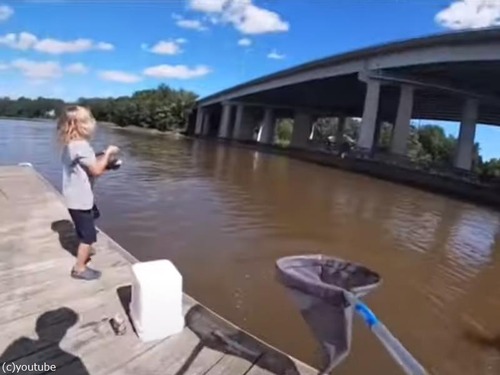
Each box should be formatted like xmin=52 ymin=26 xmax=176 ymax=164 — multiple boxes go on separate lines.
xmin=74 ymin=243 xmax=91 ymax=272
xmin=71 ymin=243 xmax=100 ymax=280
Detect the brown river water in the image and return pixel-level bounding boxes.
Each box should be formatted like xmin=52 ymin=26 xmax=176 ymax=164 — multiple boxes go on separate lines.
xmin=2 ymin=119 xmax=500 ymax=374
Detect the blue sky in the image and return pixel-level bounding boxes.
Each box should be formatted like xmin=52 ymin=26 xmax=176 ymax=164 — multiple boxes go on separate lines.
xmin=1 ymin=0 xmax=500 ymax=159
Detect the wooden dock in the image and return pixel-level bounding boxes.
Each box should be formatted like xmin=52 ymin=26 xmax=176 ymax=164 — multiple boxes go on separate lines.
xmin=0 ymin=166 xmax=318 ymax=375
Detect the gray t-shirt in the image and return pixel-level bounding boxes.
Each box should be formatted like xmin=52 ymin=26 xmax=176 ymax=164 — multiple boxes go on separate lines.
xmin=61 ymin=140 xmax=96 ymax=210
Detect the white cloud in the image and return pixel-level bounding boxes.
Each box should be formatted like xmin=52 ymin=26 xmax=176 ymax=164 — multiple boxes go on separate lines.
xmin=0 ymin=4 xmax=13 ymax=22
xmin=176 ymin=38 xmax=188 ymax=44
xmin=65 ymin=63 xmax=88 ymax=74
xmin=190 ymin=0 xmax=227 ymax=13
xmin=176 ymin=18 xmax=208 ymax=31
xmin=267 ymin=50 xmax=285 ymax=60
xmin=10 ymin=59 xmax=63 ymax=80
xmin=238 ymin=37 xmax=252 ymax=46
xmin=0 ymin=32 xmax=37 ymax=50
xmin=173 ymin=12 xmax=208 ymax=31
xmin=143 ymin=64 xmax=211 ymax=79
xmin=3 ymin=59 xmax=90 ymax=80
xmin=96 ymin=42 xmax=114 ymax=51
xmin=34 ymin=38 xmax=94 ymax=54
xmin=188 ymin=0 xmax=289 ymax=35
xmin=436 ymin=0 xmax=500 ymax=29
xmin=0 ymin=32 xmax=114 ymax=54
xmin=98 ymin=70 xmax=142 ymax=83
xmin=144 ymin=40 xmax=184 ymax=55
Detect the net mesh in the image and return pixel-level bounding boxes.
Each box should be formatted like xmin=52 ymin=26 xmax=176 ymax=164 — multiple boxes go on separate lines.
xmin=276 ymin=254 xmax=381 ymax=374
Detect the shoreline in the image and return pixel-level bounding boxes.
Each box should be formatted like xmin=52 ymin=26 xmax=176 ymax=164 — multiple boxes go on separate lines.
xmin=98 ymin=121 xmax=188 ymax=139
xmin=0 ymin=116 xmax=53 ymax=123
xmin=0 ymin=116 xmax=187 ymax=139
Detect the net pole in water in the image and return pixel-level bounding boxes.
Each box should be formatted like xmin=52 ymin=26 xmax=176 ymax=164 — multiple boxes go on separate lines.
xmin=347 ymin=294 xmax=428 ymax=375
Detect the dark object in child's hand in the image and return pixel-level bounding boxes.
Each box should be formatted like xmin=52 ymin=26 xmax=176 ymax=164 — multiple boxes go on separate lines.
xmin=95 ymin=151 xmax=122 ymax=170
xmin=91 ymin=204 xmax=100 ymax=219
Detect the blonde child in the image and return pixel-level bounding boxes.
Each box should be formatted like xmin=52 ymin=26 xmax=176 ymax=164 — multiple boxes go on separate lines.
xmin=57 ymin=105 xmax=119 ymax=280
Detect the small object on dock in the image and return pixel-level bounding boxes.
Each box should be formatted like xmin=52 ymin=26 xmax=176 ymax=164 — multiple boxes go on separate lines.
xmin=110 ymin=314 xmax=127 ymax=335
xmin=17 ymin=162 xmax=33 ymax=167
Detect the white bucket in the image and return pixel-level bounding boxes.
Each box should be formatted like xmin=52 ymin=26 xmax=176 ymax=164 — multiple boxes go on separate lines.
xmin=129 ymin=259 xmax=185 ymax=341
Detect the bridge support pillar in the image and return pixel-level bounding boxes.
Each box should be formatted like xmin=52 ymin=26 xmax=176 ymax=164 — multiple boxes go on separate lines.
xmin=357 ymin=79 xmax=381 ymax=151
xmin=454 ymin=98 xmax=478 ymax=171
xmin=336 ymin=117 xmax=346 ymax=146
xmin=390 ymin=85 xmax=414 ymax=156
xmin=218 ymin=103 xmax=233 ymax=139
xmin=195 ymin=107 xmax=206 ymax=135
xmin=257 ymin=108 xmax=276 ymax=144
xmin=201 ymin=110 xmax=212 ymax=136
xmin=233 ymin=105 xmax=255 ymax=141
xmin=291 ymin=111 xmax=313 ymax=148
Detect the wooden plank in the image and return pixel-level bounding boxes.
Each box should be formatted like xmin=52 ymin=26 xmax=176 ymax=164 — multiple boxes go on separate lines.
xmin=107 ymin=326 xmax=224 ymax=375
xmin=0 ymin=299 xmax=112 ymax=364
xmin=204 ymin=354 xmax=256 ymax=375
xmin=245 ymin=353 xmax=318 ymax=375
xmin=0 ymin=265 xmax=131 ymax=325
xmin=58 ymin=316 xmax=161 ymax=375
xmin=0 ymin=292 xmax=111 ymax=350
xmin=63 ymin=287 xmax=200 ymax=375
xmin=0 ymin=305 xmax=160 ymax=375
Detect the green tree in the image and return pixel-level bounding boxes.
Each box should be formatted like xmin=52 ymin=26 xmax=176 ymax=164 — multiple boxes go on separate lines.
xmin=276 ymin=118 xmax=293 ymax=146
xmin=477 ymin=158 xmax=500 ymax=181
xmin=415 ymin=125 xmax=456 ymax=165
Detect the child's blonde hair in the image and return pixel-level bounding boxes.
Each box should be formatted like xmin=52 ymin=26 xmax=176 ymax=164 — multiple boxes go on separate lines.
xmin=57 ymin=105 xmax=96 ymax=144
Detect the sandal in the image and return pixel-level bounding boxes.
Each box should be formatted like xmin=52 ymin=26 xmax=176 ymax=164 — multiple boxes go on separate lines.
xmin=71 ymin=267 xmax=101 ymax=280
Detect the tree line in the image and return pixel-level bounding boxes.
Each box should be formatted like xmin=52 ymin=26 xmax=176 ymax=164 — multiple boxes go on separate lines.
xmin=0 ymin=84 xmax=198 ymax=132
xmin=0 ymin=97 xmax=64 ymax=118
xmin=76 ymin=84 xmax=198 ymax=131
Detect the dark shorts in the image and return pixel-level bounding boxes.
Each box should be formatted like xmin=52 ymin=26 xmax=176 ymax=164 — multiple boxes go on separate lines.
xmin=68 ymin=205 xmax=99 ymax=245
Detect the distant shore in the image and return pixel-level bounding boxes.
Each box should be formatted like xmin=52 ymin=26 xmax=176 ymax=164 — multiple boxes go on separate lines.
xmin=98 ymin=121 xmax=187 ymax=139
xmin=0 ymin=116 xmax=188 ymax=139
xmin=0 ymin=116 xmax=53 ymax=123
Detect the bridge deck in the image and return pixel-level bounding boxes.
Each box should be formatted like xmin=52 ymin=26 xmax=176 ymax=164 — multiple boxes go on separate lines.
xmin=0 ymin=166 xmax=317 ymax=375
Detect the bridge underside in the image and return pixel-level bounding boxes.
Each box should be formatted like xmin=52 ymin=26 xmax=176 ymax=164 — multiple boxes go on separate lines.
xmin=231 ymin=61 xmax=500 ymax=125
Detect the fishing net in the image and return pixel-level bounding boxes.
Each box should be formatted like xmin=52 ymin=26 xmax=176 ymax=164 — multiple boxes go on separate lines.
xmin=275 ymin=254 xmax=381 ymax=374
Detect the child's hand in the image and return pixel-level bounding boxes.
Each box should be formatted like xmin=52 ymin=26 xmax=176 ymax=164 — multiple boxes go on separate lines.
xmin=106 ymin=145 xmax=119 ymax=155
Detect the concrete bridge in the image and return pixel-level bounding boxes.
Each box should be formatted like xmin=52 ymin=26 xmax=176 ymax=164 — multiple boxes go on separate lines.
xmin=192 ymin=28 xmax=500 ymax=171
